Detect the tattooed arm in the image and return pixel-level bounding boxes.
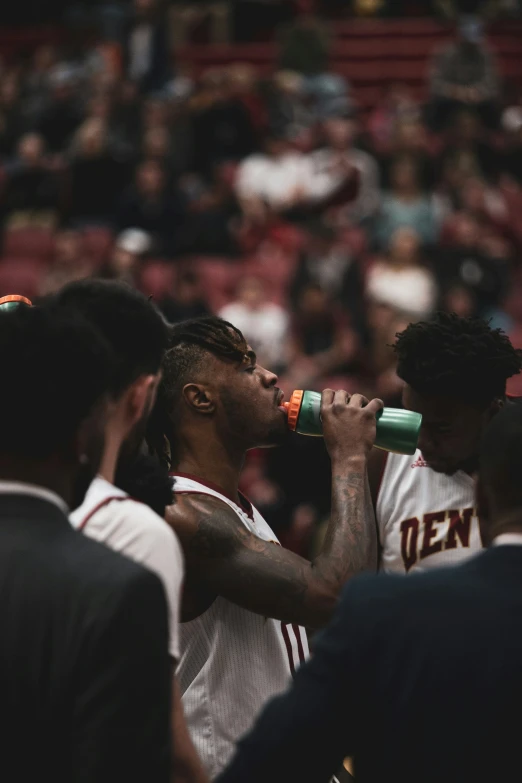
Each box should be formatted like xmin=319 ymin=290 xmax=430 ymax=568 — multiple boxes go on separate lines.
xmin=167 ymin=391 xmax=383 ymax=629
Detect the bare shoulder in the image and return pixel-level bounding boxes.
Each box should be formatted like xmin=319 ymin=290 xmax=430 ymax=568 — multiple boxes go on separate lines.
xmin=165 ymin=493 xmax=252 ymax=557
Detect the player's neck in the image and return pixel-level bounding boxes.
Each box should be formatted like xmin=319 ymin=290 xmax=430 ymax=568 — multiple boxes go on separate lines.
xmin=175 ymin=436 xmax=244 ymax=502
xmin=98 ymin=420 xmax=125 ymax=487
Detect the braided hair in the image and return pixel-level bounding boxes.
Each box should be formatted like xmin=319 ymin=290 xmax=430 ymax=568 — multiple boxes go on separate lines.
xmin=147 ymin=316 xmax=248 ymax=467
xmin=393 ymin=312 xmax=522 ymax=403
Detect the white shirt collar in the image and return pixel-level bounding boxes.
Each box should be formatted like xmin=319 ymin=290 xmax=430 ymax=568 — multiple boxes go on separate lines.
xmin=0 ymin=480 xmax=68 ymax=515
xmin=70 ymin=475 xmax=127 ymax=529
xmin=493 ymin=533 xmax=522 ymax=547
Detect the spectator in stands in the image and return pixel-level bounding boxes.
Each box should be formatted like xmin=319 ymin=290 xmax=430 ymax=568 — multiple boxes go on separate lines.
xmin=0 ymin=70 xmax=27 ymax=158
xmin=287 ymin=282 xmax=359 ymax=390
xmin=66 ymin=118 xmax=131 ymax=227
xmin=37 ymin=64 xmax=84 ymax=153
xmin=112 ymin=79 xmax=143 ymax=157
xmin=278 ymin=2 xmax=330 ymax=78
xmin=438 ymin=108 xmax=498 ymax=183
xmin=307 ymin=116 xmax=380 ymax=225
xmin=428 ymin=17 xmax=499 ymax=129
xmin=125 ymin=0 xmax=171 ymax=94
xmin=2 ymin=132 xmax=61 ymax=231
xmin=377 ymin=117 xmax=435 ymax=190
xmin=39 ymin=229 xmax=93 ymax=296
xmin=191 ymin=68 xmax=257 ymax=177
xmin=373 ymin=154 xmax=439 ymax=249
xmin=368 ymin=84 xmax=420 ymax=154
xmin=267 ymin=71 xmax=312 ymax=138
xmin=116 ymin=158 xmax=187 ymax=257
xmin=158 ymin=270 xmax=210 ymax=324
xmin=104 ymin=228 xmax=152 ymax=286
xmin=366 ymin=226 xmax=437 ymax=319
xmin=219 ymin=276 xmax=290 ymax=370
xmin=235 ymin=129 xmax=309 ymax=216
xmin=434 ymin=211 xmax=510 ymax=318
xmin=291 ymin=219 xmax=367 ymax=342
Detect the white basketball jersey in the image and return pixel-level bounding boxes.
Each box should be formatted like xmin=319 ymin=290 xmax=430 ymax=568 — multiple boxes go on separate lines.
xmin=377 ymin=450 xmax=483 ymax=574
xmin=171 ymin=474 xmax=309 ymax=778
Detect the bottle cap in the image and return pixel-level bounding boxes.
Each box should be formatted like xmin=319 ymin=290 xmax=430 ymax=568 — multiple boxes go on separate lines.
xmin=0 ymin=295 xmax=32 ymax=312
xmin=283 ymin=389 xmax=304 ymax=432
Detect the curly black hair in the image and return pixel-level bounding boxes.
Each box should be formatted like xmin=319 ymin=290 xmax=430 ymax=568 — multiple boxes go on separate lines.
xmin=147 ymin=316 xmax=248 ymax=467
xmin=52 ymin=279 xmax=169 ymax=398
xmin=0 ymin=302 xmax=111 ymax=459
xmin=394 ymin=312 xmax=522 ymax=402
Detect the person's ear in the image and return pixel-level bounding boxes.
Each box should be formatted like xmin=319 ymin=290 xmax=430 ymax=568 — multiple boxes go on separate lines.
xmin=182 ymin=383 xmax=215 ymax=415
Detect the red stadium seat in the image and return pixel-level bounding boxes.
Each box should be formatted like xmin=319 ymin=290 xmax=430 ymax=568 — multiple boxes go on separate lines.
xmin=3 ymin=229 xmax=55 ymax=263
xmin=0 ymin=259 xmax=45 ymax=300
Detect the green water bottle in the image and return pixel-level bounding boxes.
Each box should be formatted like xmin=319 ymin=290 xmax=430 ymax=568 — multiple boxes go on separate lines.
xmin=0 ymin=295 xmax=32 ymax=313
xmin=283 ymin=390 xmax=422 ymax=456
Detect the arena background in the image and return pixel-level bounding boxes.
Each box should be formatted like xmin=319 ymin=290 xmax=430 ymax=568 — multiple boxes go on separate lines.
xmin=1 ymin=0 xmax=522 ymax=557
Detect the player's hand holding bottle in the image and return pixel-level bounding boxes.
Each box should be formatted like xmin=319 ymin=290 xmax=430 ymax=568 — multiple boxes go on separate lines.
xmin=320 ymin=390 xmax=384 ymax=463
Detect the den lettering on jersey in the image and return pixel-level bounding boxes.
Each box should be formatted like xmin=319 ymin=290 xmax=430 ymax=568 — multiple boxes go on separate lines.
xmin=377 ymin=450 xmax=483 ymax=574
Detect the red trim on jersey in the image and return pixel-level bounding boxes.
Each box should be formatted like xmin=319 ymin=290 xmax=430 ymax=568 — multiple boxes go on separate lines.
xmin=171 ymin=472 xmax=254 ymax=520
xmin=77 ymin=495 xmax=131 ymax=531
xmin=292 ymin=623 xmax=306 ymax=665
xmin=280 ymin=622 xmax=296 ymax=676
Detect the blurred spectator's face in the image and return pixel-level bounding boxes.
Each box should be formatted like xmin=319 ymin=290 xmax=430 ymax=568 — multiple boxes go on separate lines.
xmin=55 ymin=231 xmax=80 ymax=264
xmin=389 ymin=227 xmax=420 ymax=263
xmin=323 ymin=118 xmax=355 ymax=150
xmin=1 ymin=74 xmax=19 ymax=107
xmin=299 ymin=286 xmax=329 ymax=317
xmin=237 ymin=277 xmax=266 ymax=309
xmin=137 ymin=161 xmax=164 ymax=196
xmin=78 ymin=121 xmax=107 ymax=157
xmin=454 ymin=215 xmax=480 ymax=247
xmin=111 ymin=248 xmax=139 ymax=276
xmin=18 ymin=133 xmax=44 ymax=165
xmin=143 ymin=127 xmax=170 ymax=159
xmin=394 ymin=121 xmax=423 ymax=150
xmin=391 ymin=159 xmax=418 ymax=192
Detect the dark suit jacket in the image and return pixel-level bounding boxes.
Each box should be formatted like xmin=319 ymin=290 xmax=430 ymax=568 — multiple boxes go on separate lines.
xmin=218 ymin=546 xmax=522 ymax=783
xmin=0 ymin=493 xmax=171 ymax=783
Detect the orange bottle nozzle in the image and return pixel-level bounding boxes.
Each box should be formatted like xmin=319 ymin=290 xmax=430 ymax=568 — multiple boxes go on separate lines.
xmin=285 ymin=390 xmax=304 ymax=432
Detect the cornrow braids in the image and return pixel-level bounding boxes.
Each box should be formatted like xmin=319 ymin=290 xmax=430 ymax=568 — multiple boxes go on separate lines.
xmin=146 ymin=316 xmax=249 ymax=465
xmin=393 ymin=312 xmax=522 ymax=403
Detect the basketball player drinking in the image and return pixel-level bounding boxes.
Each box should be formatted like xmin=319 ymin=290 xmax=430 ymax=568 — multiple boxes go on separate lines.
xmin=369 ymin=312 xmax=522 ymax=574
xmin=148 ymin=316 xmax=382 ymax=778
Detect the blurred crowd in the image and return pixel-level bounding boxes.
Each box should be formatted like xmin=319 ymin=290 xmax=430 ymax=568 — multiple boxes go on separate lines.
xmin=2 ymin=0 xmax=522 ymax=548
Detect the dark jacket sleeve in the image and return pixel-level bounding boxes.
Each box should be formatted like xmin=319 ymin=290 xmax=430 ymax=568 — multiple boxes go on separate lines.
xmin=216 ymin=581 xmax=365 ymax=783
xmin=72 ymin=567 xmax=172 ymax=783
